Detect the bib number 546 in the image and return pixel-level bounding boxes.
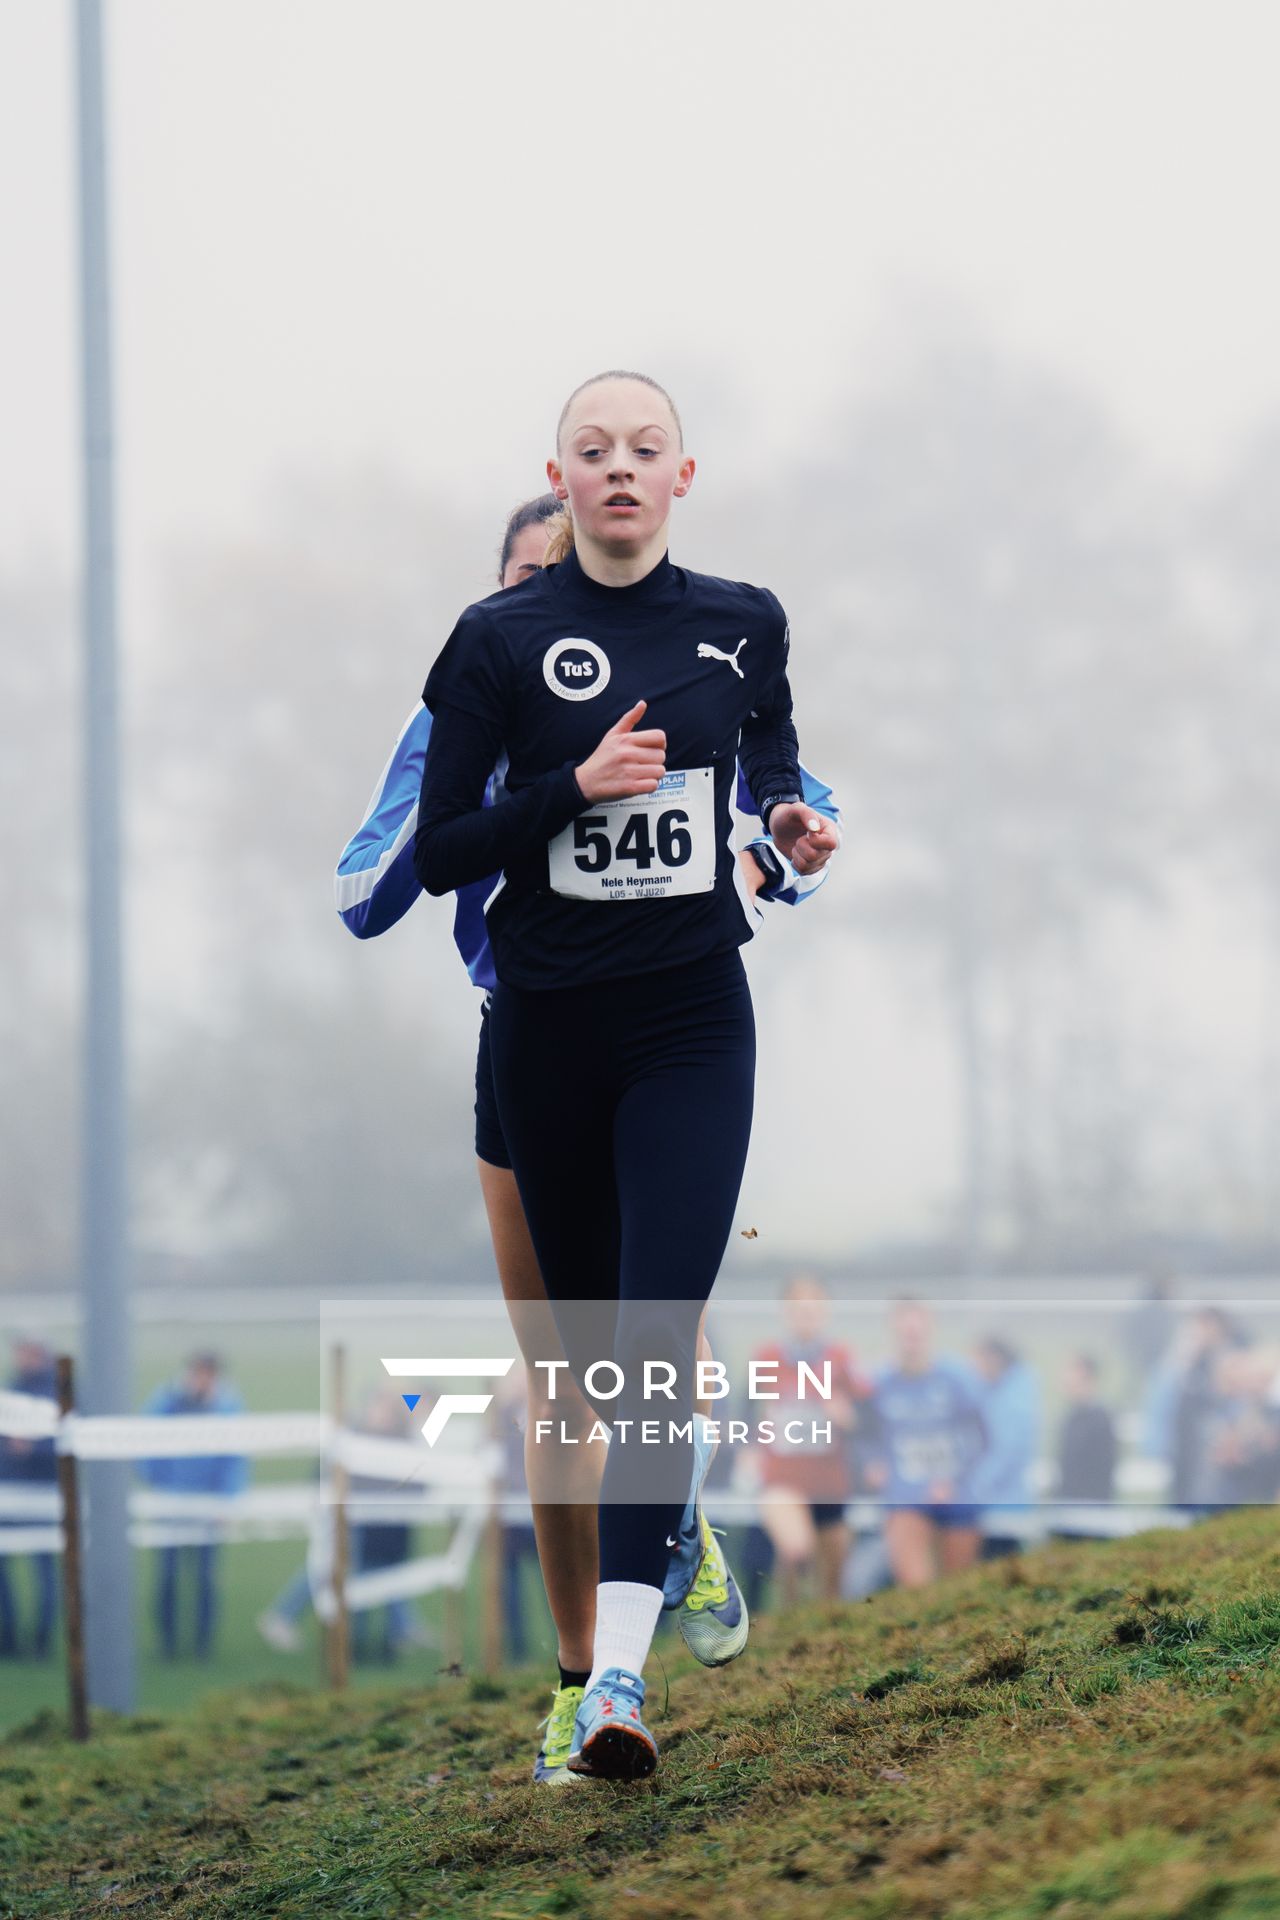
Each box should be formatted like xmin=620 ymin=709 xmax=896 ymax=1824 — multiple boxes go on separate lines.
xmin=573 ymin=808 xmax=693 ymax=875
xmin=547 ymin=765 xmax=714 ymax=901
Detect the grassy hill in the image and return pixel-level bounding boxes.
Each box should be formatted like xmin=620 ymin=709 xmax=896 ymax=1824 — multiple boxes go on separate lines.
xmin=3 ymin=1510 xmax=1280 ymax=1920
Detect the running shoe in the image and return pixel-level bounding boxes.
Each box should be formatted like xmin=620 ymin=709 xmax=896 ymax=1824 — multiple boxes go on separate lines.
xmin=532 ymin=1682 xmax=587 ymax=1786
xmin=677 ymin=1514 xmax=750 ymax=1667
xmin=661 ymin=1424 xmax=717 ymax=1609
xmin=566 ymin=1667 xmax=658 ymax=1780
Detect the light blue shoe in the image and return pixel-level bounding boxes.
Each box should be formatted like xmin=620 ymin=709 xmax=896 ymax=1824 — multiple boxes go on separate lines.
xmin=677 ymin=1514 xmax=749 ymax=1666
xmin=566 ymin=1667 xmax=658 ymax=1780
xmin=661 ymin=1425 xmax=716 ymax=1609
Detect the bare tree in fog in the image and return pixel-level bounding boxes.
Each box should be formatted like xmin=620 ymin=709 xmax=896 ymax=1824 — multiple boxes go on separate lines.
xmin=0 ymin=569 xmax=78 ymax=1284
xmin=129 ymin=475 xmax=502 ymax=1283
xmin=1201 ymin=425 xmax=1280 ymax=1241
xmin=748 ymin=335 xmax=1185 ymax=1267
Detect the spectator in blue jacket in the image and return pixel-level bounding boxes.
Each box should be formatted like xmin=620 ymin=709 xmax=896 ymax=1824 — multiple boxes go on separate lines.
xmin=968 ymin=1336 xmax=1042 ymax=1559
xmin=866 ymin=1301 xmax=988 ymax=1590
xmin=0 ymin=1336 xmax=59 ymax=1659
xmin=140 ymin=1352 xmax=248 ymax=1658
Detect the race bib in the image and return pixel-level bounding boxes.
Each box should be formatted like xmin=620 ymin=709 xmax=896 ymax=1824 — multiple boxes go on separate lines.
xmin=895 ymin=1433 xmax=961 ymax=1487
xmin=548 ymin=767 xmax=716 ymax=903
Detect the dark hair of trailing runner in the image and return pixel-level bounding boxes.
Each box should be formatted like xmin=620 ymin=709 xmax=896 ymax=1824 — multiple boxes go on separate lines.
xmin=498 ymin=491 xmax=565 ymax=583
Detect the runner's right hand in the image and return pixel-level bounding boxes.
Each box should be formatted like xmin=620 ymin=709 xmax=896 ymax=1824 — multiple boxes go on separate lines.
xmin=575 ymin=700 xmax=667 ymax=803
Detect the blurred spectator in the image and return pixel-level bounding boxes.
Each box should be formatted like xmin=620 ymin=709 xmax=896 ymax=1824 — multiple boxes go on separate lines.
xmin=1123 ymin=1273 xmax=1177 ymax=1387
xmin=140 ymin=1352 xmax=248 ymax=1659
xmin=1144 ymin=1308 xmax=1247 ymax=1512
xmin=257 ymin=1465 xmax=325 ymax=1653
xmin=714 ymin=1378 xmax=777 ymax=1617
xmin=0 ymin=1336 xmax=59 ymax=1659
xmin=257 ymin=1563 xmax=313 ymax=1651
xmin=969 ymin=1336 xmax=1041 ymax=1560
xmin=1053 ymin=1352 xmax=1118 ymax=1517
xmin=492 ymin=1364 xmax=540 ymax=1665
xmin=348 ymin=1381 xmax=427 ymax=1665
xmin=1206 ymin=1348 xmax=1280 ymax=1506
xmin=867 ymin=1301 xmax=987 ymax=1589
xmin=750 ymin=1275 xmax=869 ymax=1606
xmin=259 ymin=1386 xmax=431 ymax=1658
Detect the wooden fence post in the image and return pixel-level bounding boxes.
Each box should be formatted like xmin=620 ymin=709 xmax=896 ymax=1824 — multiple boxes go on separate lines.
xmin=56 ymin=1355 xmax=89 ymax=1742
xmin=443 ymin=1561 xmax=464 ymax=1673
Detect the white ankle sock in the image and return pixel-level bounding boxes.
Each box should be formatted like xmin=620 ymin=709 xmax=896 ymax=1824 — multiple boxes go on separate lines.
xmin=586 ymin=1581 xmax=664 ymax=1693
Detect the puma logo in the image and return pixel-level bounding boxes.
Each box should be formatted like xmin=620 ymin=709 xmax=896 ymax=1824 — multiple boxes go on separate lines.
xmin=697 ymin=638 xmax=748 ymax=679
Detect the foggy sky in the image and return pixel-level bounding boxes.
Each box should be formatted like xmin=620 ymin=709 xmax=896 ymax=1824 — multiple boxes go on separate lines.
xmin=2 ymin=1 xmax=1277 ymax=1259
xmin=6 ymin=0 xmax=1280 ymax=588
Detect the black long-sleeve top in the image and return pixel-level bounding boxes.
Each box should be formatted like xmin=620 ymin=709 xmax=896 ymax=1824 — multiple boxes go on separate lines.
xmin=415 ymin=546 xmax=801 ymax=990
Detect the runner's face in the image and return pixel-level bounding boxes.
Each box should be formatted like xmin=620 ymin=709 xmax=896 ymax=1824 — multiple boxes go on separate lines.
xmin=501 ymin=521 xmax=549 ymax=589
xmin=549 ymin=380 xmax=693 ymax=554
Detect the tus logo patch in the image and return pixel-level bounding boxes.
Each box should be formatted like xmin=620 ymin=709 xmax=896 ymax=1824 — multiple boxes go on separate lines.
xmin=543 ymin=637 xmax=611 ymax=702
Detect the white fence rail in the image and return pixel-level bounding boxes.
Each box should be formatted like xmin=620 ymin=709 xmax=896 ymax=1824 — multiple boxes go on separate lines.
xmin=0 ymin=1393 xmax=500 ymax=1613
xmin=3 ymin=1388 xmax=1187 ymax=1574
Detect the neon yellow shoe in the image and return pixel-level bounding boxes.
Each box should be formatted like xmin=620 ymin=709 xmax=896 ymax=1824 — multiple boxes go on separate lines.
xmin=532 ymin=1682 xmax=587 ymax=1785
xmin=677 ymin=1515 xmax=749 ymax=1667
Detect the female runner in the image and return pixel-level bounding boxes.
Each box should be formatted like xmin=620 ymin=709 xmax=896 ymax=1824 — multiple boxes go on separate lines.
xmin=337 ymin=488 xmax=842 ymax=1782
xmin=415 ymin=371 xmax=838 ymax=1779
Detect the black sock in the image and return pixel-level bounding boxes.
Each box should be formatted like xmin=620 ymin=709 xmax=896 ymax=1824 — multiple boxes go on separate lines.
xmin=558 ymin=1663 xmax=591 ymax=1691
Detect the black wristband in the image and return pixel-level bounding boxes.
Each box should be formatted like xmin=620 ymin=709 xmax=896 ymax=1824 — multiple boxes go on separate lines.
xmin=747 ymin=843 xmax=786 ymax=897
xmin=759 ymin=791 xmax=802 ymax=833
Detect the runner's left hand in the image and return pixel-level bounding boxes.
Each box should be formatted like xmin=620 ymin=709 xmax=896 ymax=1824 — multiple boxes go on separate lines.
xmin=767 ymin=804 xmax=839 ymax=876
xmin=737 ymin=850 xmax=767 ymax=900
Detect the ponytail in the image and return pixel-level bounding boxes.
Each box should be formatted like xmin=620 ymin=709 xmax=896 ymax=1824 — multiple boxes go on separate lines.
xmin=541 ymin=506 xmax=575 ymax=567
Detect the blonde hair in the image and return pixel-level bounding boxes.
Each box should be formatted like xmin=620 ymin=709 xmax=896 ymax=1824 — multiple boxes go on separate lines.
xmin=555 ymin=369 xmax=683 ymax=451
xmin=541 ymin=506 xmax=575 ymax=565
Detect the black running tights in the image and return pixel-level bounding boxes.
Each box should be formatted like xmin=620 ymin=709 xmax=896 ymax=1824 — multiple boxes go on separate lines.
xmin=487 ymin=947 xmax=755 ymax=1588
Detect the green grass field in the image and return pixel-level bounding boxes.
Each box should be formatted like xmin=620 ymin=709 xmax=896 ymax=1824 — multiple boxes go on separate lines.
xmin=4 ymin=1509 xmax=1280 ymax=1918
xmin=0 ymin=1529 xmax=516 ymax=1735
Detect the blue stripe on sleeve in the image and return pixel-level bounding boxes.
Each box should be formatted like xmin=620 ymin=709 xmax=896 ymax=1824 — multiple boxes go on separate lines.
xmin=335 ymin=703 xmax=432 ymax=938
xmin=336 ymin=701 xmax=501 ymax=981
